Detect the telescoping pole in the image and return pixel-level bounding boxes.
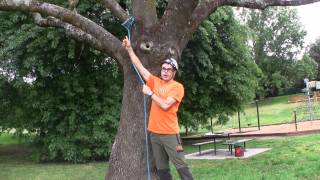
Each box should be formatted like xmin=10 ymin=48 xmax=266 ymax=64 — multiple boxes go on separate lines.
xmin=122 ymin=16 xmax=151 ymax=180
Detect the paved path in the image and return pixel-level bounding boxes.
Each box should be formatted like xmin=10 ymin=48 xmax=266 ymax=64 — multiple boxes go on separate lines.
xmin=185 ymin=148 xmax=271 ymax=160
xmin=225 ymin=119 xmax=320 ymax=137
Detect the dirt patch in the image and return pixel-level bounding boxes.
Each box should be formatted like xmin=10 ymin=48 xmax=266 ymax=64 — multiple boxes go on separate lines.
xmin=0 ymin=144 xmax=32 ymax=157
xmin=288 ymin=93 xmax=320 ymax=103
xmin=288 ymin=95 xmax=307 ymax=103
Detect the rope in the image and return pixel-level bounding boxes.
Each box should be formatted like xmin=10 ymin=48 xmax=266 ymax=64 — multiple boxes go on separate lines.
xmin=133 ymin=65 xmax=152 ymax=180
xmin=122 ymin=16 xmax=151 ymax=180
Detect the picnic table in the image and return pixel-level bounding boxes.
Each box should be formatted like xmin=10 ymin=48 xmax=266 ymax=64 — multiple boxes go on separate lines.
xmin=192 ymin=132 xmax=230 ymax=155
xmin=222 ymin=138 xmax=255 ymax=155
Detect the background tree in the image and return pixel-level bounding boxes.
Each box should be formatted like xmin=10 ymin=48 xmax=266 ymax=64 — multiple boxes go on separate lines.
xmin=309 ymin=37 xmax=320 ymax=80
xmin=1 ymin=0 xmax=319 ymax=179
xmin=179 ymin=7 xmax=260 ymax=134
xmin=0 ymin=12 xmax=37 ymax=134
xmin=287 ymin=55 xmax=317 ymax=88
xmin=240 ymin=7 xmax=306 ymax=97
xmin=0 ymin=10 xmax=122 ymax=162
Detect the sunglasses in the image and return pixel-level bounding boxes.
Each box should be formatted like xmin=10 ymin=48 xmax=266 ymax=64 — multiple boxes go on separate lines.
xmin=161 ymin=67 xmax=174 ymax=72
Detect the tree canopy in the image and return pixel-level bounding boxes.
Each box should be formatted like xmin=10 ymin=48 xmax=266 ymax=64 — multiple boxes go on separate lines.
xmin=309 ymin=37 xmax=320 ymax=80
xmin=179 ymin=7 xmax=260 ymax=132
xmin=241 ymin=7 xmax=306 ymax=96
xmin=0 ymin=10 xmax=122 ymax=162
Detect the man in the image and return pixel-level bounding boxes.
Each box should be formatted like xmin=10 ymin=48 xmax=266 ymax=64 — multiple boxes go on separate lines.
xmin=122 ymin=36 xmax=194 ymax=180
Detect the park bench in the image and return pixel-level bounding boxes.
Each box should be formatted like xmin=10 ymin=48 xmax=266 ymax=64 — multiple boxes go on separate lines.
xmin=192 ymin=139 xmax=223 ymax=155
xmin=222 ymin=138 xmax=255 ymax=155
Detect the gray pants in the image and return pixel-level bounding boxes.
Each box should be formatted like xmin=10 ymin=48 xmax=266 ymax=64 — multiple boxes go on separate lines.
xmin=150 ymin=133 xmax=194 ymax=180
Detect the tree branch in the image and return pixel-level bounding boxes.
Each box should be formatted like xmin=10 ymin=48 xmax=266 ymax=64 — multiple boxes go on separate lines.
xmin=98 ymin=0 xmax=128 ymax=22
xmin=181 ymin=0 xmax=320 ymax=53
xmin=223 ymin=0 xmax=320 ymax=9
xmin=132 ymin=0 xmax=157 ymax=28
xmin=0 ymin=0 xmax=127 ymax=66
xmin=32 ymin=13 xmax=105 ymax=53
xmin=191 ymin=0 xmax=320 ymax=29
xmin=161 ymin=0 xmax=198 ymax=30
xmin=157 ymin=0 xmax=198 ymax=55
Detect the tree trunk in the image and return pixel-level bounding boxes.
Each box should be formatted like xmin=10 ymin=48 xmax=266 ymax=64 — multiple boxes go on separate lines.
xmin=106 ymin=44 xmax=169 ymax=179
xmin=105 ymin=2 xmax=199 ymax=178
xmin=106 ymin=68 xmax=155 ymax=179
xmin=105 ymin=26 xmax=184 ymax=178
xmin=185 ymin=123 xmax=188 ymax=137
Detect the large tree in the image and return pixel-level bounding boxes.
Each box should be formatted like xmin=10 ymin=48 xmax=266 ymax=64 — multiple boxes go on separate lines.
xmin=240 ymin=7 xmax=306 ymax=96
xmin=0 ymin=10 xmax=122 ymax=162
xmin=287 ymin=54 xmax=317 ymax=88
xmin=309 ymin=37 xmax=320 ymax=80
xmin=179 ymin=7 xmax=260 ymax=133
xmin=1 ymin=0 xmax=319 ymax=179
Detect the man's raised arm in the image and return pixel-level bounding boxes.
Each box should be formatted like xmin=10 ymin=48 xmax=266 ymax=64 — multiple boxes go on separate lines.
xmin=122 ymin=36 xmax=151 ymax=81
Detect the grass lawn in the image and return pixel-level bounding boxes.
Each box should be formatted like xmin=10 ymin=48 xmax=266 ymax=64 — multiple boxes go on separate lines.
xmin=0 ymin=133 xmax=22 ymax=145
xmin=235 ymin=94 xmax=320 ymax=126
xmin=1 ymin=133 xmax=320 ymax=179
xmin=225 ymin=94 xmax=303 ymax=128
xmin=0 ymin=133 xmax=107 ymax=180
xmin=179 ymin=134 xmax=320 ymax=180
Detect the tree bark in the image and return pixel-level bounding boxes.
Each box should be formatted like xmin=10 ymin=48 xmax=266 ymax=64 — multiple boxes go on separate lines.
xmin=106 ymin=29 xmax=185 ymax=180
xmin=106 ymin=63 xmax=156 ymax=179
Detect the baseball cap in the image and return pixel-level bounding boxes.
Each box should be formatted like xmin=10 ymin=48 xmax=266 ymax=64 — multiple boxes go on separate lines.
xmin=162 ymin=58 xmax=178 ymax=70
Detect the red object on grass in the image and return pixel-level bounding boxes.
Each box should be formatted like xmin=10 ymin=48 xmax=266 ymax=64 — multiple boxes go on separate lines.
xmin=235 ymin=146 xmax=244 ymax=157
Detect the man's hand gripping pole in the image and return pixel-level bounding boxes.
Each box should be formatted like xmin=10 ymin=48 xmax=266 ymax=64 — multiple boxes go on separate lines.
xmin=121 ymin=16 xmax=145 ymax=85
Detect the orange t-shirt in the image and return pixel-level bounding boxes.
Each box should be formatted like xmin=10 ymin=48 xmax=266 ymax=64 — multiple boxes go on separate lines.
xmin=147 ymin=75 xmax=184 ymax=134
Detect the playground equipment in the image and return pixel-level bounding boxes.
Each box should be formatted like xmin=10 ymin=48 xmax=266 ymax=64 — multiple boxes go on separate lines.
xmin=295 ymin=79 xmax=320 ymax=121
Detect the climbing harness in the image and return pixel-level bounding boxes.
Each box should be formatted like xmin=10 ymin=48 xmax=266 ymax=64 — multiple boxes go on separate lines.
xmin=122 ymin=16 xmax=151 ymax=180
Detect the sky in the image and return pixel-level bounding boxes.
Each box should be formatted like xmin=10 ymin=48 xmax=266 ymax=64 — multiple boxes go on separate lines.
xmin=294 ymin=2 xmax=320 ymax=46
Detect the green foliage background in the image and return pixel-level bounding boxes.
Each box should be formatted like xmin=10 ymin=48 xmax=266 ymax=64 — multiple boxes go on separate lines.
xmin=242 ymin=7 xmax=311 ymax=96
xmin=308 ymin=37 xmax=320 ymax=80
xmin=0 ymin=9 xmax=122 ymax=162
xmin=179 ymin=7 xmax=260 ymax=131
